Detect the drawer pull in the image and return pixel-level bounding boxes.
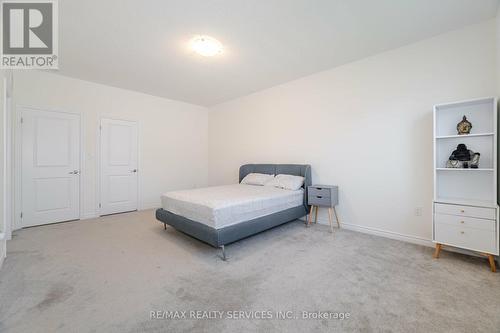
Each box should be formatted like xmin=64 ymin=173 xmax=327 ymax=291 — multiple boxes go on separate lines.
xmin=460 ymin=221 xmax=464 ymax=224
xmin=460 ymin=209 xmax=465 ymax=213
xmin=460 ymin=231 xmax=465 ymax=234
xmin=317 ymin=196 xmax=322 ymax=199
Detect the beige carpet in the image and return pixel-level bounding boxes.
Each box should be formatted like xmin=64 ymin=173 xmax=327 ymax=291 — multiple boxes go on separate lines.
xmin=0 ymin=209 xmax=499 ymax=332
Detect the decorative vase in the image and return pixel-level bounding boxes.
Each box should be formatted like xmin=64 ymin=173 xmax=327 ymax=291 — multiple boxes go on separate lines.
xmin=446 ymin=160 xmax=461 ymax=168
xmin=470 ymin=153 xmax=481 ymax=169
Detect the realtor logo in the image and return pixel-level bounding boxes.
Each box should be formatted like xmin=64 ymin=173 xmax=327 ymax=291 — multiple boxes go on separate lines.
xmin=1 ymin=0 xmax=58 ymax=68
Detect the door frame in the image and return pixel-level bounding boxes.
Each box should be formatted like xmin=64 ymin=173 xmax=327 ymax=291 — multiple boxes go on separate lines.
xmin=97 ymin=116 xmax=141 ymax=216
xmin=1 ymin=73 xmax=12 ymax=241
xmin=14 ymin=105 xmax=85 ymax=229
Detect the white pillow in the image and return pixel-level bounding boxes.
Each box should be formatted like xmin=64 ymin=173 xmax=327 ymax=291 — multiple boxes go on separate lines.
xmin=241 ymin=173 xmax=275 ymax=186
xmin=266 ymin=174 xmax=304 ymax=191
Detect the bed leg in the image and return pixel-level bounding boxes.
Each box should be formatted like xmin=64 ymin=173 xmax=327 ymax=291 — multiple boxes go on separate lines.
xmin=164 ymin=223 xmax=166 ymax=230
xmin=220 ymin=245 xmax=227 ymax=261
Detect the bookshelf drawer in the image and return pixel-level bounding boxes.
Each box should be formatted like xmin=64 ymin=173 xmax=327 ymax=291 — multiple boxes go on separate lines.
xmin=435 ymin=222 xmax=496 ymax=254
xmin=435 ymin=203 xmax=496 ymax=220
xmin=434 ymin=214 xmax=495 ymax=232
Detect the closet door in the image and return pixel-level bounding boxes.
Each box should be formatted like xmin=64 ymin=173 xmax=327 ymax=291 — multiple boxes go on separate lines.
xmin=21 ymin=108 xmax=80 ymax=227
xmin=100 ymin=118 xmax=138 ymax=215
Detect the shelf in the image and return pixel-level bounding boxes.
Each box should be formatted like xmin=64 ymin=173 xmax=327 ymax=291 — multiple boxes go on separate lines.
xmin=435 ymin=197 xmax=498 ymax=209
xmin=436 ymin=168 xmax=494 ymax=171
xmin=435 ymin=133 xmax=494 ymax=139
xmin=434 ymin=97 xmax=496 ymax=109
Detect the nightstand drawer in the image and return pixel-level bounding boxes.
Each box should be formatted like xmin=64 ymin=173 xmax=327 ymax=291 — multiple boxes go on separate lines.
xmin=435 ymin=203 xmax=496 ymax=220
xmin=308 ymin=187 xmax=331 ymax=198
xmin=308 ymin=195 xmax=332 ymax=207
xmin=435 ymin=222 xmax=496 ymax=254
xmin=434 ymin=214 xmax=495 ymax=232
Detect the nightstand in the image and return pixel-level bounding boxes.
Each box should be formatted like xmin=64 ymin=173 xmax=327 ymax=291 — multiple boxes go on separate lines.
xmin=307 ymin=185 xmax=340 ymax=232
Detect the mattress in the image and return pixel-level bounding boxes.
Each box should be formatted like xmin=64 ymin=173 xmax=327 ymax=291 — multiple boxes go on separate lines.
xmin=161 ymin=184 xmax=304 ymax=229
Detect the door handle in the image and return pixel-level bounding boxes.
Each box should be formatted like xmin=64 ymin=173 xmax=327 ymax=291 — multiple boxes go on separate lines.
xmin=131 ymin=169 xmax=137 ymax=173
xmin=69 ymin=170 xmax=80 ymax=175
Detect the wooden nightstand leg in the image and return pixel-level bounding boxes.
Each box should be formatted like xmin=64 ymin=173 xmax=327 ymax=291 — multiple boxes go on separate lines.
xmin=314 ymin=206 xmax=318 ymax=224
xmin=307 ymin=205 xmax=314 ymax=226
xmin=433 ymin=243 xmax=442 ymax=258
xmin=327 ymin=208 xmax=334 ymax=233
xmin=332 ymin=206 xmax=340 ymax=228
xmin=488 ymin=255 xmax=496 ymax=272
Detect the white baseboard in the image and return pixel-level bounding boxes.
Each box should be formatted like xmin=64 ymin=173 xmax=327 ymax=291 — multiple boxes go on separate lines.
xmin=140 ymin=202 xmax=160 ymax=210
xmin=314 ymin=217 xmax=434 ymax=248
xmin=341 ymin=222 xmax=434 ymax=247
xmin=0 ymin=239 xmax=6 ymax=270
xmin=314 ymin=218 xmax=496 ymax=258
xmin=80 ymin=204 xmax=158 ymax=220
xmin=81 ymin=212 xmax=98 ymax=220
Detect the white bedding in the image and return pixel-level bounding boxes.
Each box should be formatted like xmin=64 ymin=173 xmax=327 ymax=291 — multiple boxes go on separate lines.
xmin=161 ymin=184 xmax=304 ymax=229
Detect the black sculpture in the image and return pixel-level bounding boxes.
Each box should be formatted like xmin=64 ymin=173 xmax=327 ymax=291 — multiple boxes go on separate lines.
xmin=449 ymin=144 xmax=473 ymax=161
xmin=446 ymin=144 xmax=480 ymax=168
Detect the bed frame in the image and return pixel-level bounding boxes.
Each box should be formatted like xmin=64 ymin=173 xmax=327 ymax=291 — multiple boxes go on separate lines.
xmin=155 ymin=164 xmax=312 ymax=260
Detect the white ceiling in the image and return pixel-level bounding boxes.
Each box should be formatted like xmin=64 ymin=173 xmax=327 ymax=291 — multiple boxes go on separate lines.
xmin=58 ymin=0 xmax=500 ymax=106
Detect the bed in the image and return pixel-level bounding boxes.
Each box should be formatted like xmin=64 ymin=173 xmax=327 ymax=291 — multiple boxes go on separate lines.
xmin=155 ymin=164 xmax=311 ymax=259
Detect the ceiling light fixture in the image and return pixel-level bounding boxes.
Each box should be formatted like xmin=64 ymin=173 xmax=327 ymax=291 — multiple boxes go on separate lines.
xmin=190 ymin=35 xmax=223 ymax=57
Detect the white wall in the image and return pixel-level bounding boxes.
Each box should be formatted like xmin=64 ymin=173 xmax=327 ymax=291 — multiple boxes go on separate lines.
xmin=0 ymin=70 xmax=6 ymax=268
xmin=0 ymin=69 xmax=12 ymax=267
xmin=13 ymin=71 xmax=209 ymax=228
xmin=497 ymin=10 xmax=500 ymax=211
xmin=208 ymin=20 xmax=498 ymax=244
xmin=497 ymin=8 xmax=500 ymax=95
xmin=6 ymin=16 xmax=499 ymax=250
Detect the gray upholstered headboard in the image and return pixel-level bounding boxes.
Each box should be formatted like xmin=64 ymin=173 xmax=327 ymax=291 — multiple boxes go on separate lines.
xmin=239 ymin=164 xmax=312 ymax=209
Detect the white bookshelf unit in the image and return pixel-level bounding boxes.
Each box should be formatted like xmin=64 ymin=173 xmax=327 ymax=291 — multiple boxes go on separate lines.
xmin=433 ymin=97 xmax=499 ymax=272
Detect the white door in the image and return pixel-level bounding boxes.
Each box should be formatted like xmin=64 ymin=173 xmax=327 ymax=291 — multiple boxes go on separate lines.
xmin=100 ymin=118 xmax=138 ymax=215
xmin=21 ymin=108 xmax=80 ymax=227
